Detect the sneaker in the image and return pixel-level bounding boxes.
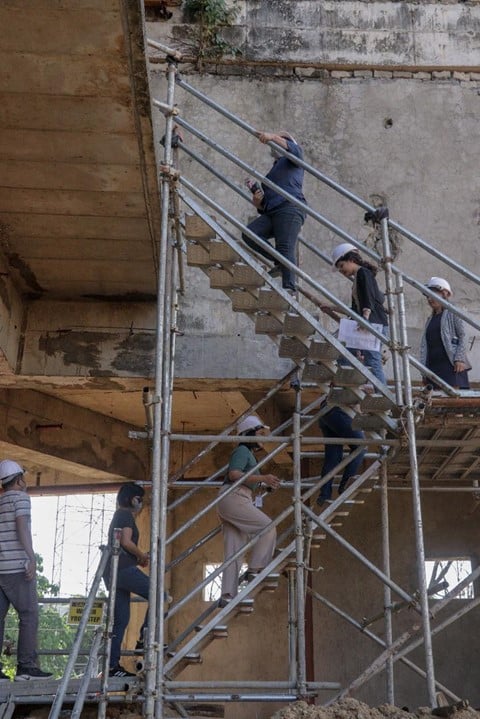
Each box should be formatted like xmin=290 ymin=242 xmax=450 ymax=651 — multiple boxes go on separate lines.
xmin=134 ymin=639 xmax=143 ymax=653
xmin=15 ymin=666 xmax=53 ymax=681
xmin=109 ymin=665 xmax=136 ymax=678
xmin=0 ymin=670 xmax=10 ymax=682
xmin=268 ymin=264 xmax=282 ymax=278
xmin=316 ymin=497 xmax=333 ymax=508
xmin=285 ymin=288 xmax=297 ymax=298
xmin=218 ymin=594 xmax=233 ymax=608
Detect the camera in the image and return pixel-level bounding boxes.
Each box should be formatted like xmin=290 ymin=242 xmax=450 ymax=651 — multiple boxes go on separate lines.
xmin=245 ymin=178 xmax=261 ymax=194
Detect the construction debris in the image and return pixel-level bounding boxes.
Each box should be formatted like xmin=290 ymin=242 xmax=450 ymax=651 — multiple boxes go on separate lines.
xmin=270 ymin=698 xmax=476 ymax=719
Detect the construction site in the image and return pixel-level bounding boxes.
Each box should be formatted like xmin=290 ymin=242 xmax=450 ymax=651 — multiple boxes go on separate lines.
xmin=0 ymin=1 xmax=480 ymax=718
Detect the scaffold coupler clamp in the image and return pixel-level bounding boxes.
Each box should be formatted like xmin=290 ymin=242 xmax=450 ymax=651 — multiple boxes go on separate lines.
xmin=364 ymin=206 xmax=389 ymax=226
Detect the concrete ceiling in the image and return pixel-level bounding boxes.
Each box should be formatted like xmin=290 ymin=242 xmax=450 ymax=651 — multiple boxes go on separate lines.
xmin=0 ymin=0 xmax=160 ymax=300
xmin=0 ymin=0 xmax=165 ymax=490
xmin=0 ymin=0 xmax=294 ymax=491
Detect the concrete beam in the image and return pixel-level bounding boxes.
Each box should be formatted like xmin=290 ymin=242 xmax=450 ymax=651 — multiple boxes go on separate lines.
xmin=0 ymin=388 xmax=148 ymax=484
xmin=20 ymin=299 xmax=157 ymax=377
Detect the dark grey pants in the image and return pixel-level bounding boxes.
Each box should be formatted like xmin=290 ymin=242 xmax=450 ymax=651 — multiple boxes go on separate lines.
xmin=0 ymin=572 xmax=38 ymax=668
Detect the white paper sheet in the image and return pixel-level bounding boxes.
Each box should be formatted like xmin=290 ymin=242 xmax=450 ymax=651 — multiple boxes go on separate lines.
xmin=338 ymin=318 xmax=382 ymax=352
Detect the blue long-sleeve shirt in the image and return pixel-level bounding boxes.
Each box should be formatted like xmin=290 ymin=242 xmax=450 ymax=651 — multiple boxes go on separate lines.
xmin=261 ymin=139 xmax=306 ymax=212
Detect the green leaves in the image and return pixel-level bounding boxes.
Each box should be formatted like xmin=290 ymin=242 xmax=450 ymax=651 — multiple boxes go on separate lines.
xmin=183 ymin=0 xmax=240 ymax=65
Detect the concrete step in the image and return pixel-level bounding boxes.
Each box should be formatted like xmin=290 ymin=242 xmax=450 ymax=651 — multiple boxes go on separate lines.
xmin=255 ymin=314 xmax=284 ymax=335
xmin=185 ymin=214 xmax=216 ymax=241
xmin=360 ymin=393 xmax=398 ymax=413
xmin=230 ymin=290 xmax=259 ymax=313
xmin=283 ymin=312 xmax=315 ymax=337
xmin=308 ymin=340 xmax=339 ymax=362
xmin=352 ymin=413 xmax=398 ymax=432
xmin=302 ymin=362 xmax=335 ymax=383
xmin=334 ymin=366 xmax=368 ymax=386
xmin=232 ymin=264 xmax=264 ymax=288
xmin=186 ymin=242 xmax=211 ymax=267
xmin=209 ymin=242 xmax=240 ymax=264
xmin=258 ymin=288 xmax=289 ymax=311
xmin=278 ymin=336 xmax=309 ymax=360
xmin=328 ymin=386 xmax=365 ymax=406
xmin=209 ymin=267 xmax=234 ymax=289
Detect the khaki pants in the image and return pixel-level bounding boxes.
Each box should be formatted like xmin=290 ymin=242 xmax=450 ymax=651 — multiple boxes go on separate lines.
xmin=217 ymin=485 xmax=276 ymax=597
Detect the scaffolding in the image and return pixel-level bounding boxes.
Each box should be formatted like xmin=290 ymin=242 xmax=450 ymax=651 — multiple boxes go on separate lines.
xmin=133 ymin=40 xmax=480 ymax=718
xmin=2 ymin=36 xmax=479 ymax=719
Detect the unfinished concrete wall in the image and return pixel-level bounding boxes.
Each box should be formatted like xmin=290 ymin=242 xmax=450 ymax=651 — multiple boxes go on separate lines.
xmin=146 ymin=0 xmax=480 ymax=383
xmin=312 ymin=490 xmax=480 ymax=707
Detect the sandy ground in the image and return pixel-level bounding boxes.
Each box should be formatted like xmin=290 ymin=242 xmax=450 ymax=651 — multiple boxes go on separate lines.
xmin=270 ymin=698 xmax=478 ymax=719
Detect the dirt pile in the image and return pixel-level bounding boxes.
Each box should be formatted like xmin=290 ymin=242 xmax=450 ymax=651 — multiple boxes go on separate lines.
xmin=270 ymin=698 xmax=478 ymax=719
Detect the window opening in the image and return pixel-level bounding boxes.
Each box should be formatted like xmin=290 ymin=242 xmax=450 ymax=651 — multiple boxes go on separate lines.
xmin=425 ymin=558 xmax=474 ymax=599
xmin=203 ymin=562 xmax=248 ymax=602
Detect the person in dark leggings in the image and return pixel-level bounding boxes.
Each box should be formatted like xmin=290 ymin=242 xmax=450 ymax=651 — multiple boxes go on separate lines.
xmin=316 ymin=404 xmax=366 ymax=507
xmin=242 ymin=131 xmax=306 ymax=294
xmin=104 ymin=482 xmax=149 ymax=678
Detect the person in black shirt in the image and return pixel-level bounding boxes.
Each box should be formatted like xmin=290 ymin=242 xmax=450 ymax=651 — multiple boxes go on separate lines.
xmin=104 ymin=482 xmax=149 ymax=678
xmin=332 ymin=243 xmax=389 ymax=383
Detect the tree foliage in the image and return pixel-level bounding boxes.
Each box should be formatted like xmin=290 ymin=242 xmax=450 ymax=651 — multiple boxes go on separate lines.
xmin=183 ymin=0 xmax=240 ymax=66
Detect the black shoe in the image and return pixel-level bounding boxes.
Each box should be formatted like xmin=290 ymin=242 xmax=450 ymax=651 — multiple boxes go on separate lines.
xmin=0 ymin=670 xmax=10 ymax=682
xmin=15 ymin=666 xmax=53 ymax=681
xmin=338 ymin=480 xmax=348 ymax=495
xmin=316 ymin=497 xmax=333 ymax=508
xmin=109 ymin=665 xmax=136 ymax=678
xmin=268 ymin=264 xmax=282 ymax=278
xmin=218 ymin=594 xmax=233 ymax=608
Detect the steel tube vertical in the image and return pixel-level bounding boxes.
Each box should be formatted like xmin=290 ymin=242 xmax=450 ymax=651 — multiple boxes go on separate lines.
xmin=380 ymin=462 xmax=394 ymax=703
xmin=145 ymin=57 xmax=177 ymax=719
xmin=98 ymin=531 xmax=121 ymax=719
xmin=395 ymin=270 xmax=436 ymax=705
xmin=379 ymin=216 xmax=402 ymax=403
xmin=293 ymin=395 xmax=307 ymax=697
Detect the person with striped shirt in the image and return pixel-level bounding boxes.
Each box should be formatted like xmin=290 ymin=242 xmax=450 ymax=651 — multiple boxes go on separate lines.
xmin=0 ymin=460 xmax=52 ymax=681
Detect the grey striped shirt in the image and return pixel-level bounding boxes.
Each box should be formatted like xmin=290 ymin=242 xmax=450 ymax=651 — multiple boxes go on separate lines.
xmin=0 ymin=490 xmax=31 ymax=574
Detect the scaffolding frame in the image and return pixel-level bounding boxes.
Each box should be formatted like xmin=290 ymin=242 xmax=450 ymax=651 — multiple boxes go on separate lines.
xmin=138 ymin=40 xmax=480 ymax=717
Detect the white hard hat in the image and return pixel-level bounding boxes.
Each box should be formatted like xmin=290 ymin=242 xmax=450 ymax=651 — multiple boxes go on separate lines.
xmin=0 ymin=460 xmax=24 ymax=486
xmin=238 ymin=416 xmax=266 ymax=434
xmin=331 ymin=243 xmax=357 ymax=266
xmin=426 ymin=277 xmax=452 ymax=296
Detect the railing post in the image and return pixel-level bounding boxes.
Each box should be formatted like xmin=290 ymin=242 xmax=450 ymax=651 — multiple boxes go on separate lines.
xmin=98 ymin=530 xmax=121 ymax=719
xmin=293 ymin=390 xmax=307 ymax=697
xmin=395 ymin=270 xmax=437 ymax=705
xmin=48 ymin=545 xmax=110 ymax=719
xmin=380 ymin=462 xmax=394 ymax=704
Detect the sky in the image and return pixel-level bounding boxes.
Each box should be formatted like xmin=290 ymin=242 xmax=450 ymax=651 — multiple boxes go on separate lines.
xmin=31 ymin=493 xmax=117 ymax=596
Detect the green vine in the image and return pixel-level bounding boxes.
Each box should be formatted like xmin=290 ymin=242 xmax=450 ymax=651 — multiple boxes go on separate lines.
xmin=183 ymin=0 xmax=240 ymax=66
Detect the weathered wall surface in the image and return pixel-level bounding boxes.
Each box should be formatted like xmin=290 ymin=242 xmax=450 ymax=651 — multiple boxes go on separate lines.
xmin=312 ymin=490 xmax=480 ymax=707
xmin=161 ymin=487 xmax=480 ymax=716
xmin=148 ymin=68 xmax=480 ymax=381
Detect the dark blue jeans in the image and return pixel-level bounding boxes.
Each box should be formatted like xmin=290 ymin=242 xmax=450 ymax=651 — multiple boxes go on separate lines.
xmin=242 ymin=204 xmax=305 ymax=290
xmin=318 ymin=406 xmax=366 ymax=501
xmin=110 ymin=566 xmax=149 ymax=669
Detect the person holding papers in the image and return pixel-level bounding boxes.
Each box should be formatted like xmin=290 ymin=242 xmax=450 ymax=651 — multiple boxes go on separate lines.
xmin=331 ymin=243 xmax=389 ymax=383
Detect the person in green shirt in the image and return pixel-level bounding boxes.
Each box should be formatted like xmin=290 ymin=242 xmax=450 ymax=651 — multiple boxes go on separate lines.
xmin=217 ymin=416 xmax=280 ymax=605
